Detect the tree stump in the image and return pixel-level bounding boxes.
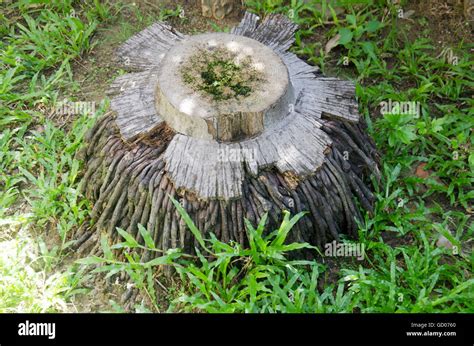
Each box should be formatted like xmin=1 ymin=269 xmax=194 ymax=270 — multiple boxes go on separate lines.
xmin=200 ymin=0 xmax=239 ymax=20
xmin=75 ymin=13 xmax=380 ymax=257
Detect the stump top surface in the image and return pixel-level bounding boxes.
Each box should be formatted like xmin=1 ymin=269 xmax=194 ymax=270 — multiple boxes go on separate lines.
xmin=155 ymin=33 xmax=292 ymax=142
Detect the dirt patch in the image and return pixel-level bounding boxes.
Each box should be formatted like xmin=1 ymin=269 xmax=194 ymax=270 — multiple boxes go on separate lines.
xmin=406 ymin=0 xmax=472 ymax=48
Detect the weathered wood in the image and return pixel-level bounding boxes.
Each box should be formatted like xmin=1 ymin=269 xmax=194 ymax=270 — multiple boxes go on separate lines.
xmin=115 ymin=22 xmax=186 ymax=71
xmin=155 ymin=32 xmax=293 ymax=142
xmin=108 ymin=70 xmax=163 ymax=141
xmin=162 ymin=111 xmax=331 ymax=200
xmin=234 ymin=13 xmax=299 ymax=53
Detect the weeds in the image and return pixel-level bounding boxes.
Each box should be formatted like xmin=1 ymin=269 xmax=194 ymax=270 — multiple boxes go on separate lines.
xmin=0 ymin=1 xmax=104 ymax=311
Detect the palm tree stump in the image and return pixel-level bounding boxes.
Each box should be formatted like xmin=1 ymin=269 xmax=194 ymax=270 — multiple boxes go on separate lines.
xmin=75 ymin=13 xmax=380 ymax=257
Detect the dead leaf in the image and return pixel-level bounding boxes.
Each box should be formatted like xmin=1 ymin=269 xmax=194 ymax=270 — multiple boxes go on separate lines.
xmin=436 ymin=235 xmax=453 ymax=250
xmin=403 ymin=9 xmax=416 ymax=19
xmin=325 ymin=34 xmax=341 ymax=55
xmin=415 ymin=162 xmax=431 ymax=179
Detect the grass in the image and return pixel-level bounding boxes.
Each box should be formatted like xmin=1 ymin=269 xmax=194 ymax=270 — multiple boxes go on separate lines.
xmin=0 ymin=0 xmax=472 ymax=312
xmin=0 ymin=0 xmax=105 ymax=312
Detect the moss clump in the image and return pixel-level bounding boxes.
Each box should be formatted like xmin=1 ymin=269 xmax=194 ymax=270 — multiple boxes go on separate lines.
xmin=181 ymin=47 xmax=263 ymax=101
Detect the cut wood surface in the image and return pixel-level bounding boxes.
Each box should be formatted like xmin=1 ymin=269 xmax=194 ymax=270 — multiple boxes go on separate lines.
xmin=155 ymin=33 xmax=292 ymax=142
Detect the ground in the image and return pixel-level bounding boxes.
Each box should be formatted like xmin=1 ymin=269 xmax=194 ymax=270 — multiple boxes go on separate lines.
xmin=0 ymin=0 xmax=472 ymax=313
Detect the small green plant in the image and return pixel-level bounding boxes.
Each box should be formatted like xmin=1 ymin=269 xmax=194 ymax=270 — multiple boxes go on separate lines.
xmin=78 ymin=196 xmax=335 ymax=312
xmin=208 ymin=21 xmax=230 ymax=33
xmin=181 ymin=47 xmax=264 ymax=101
xmin=168 ymin=196 xmax=325 ymax=312
xmin=158 ymin=5 xmax=185 ymax=22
